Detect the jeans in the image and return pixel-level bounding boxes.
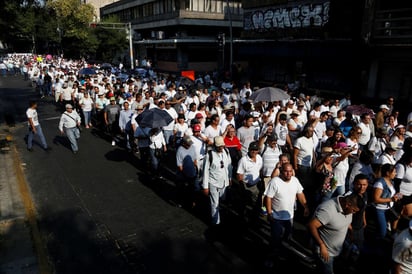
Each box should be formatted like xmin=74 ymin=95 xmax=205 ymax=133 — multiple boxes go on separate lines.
xmin=83 ymin=111 xmax=92 ymax=126
xmin=321 ymin=185 xmax=345 ymax=202
xmin=149 ymin=148 xmax=160 ymax=172
xmin=209 ymin=185 xmax=227 ymax=225
xmin=269 ymin=218 xmax=293 ymax=252
xmin=27 ymin=125 xmax=48 ymax=149
xmin=65 ymin=127 xmax=80 ymax=152
xmin=163 ymin=129 xmax=174 ymax=146
xmin=314 ymin=245 xmax=336 ymax=274
xmin=375 ymin=207 xmax=388 ymax=240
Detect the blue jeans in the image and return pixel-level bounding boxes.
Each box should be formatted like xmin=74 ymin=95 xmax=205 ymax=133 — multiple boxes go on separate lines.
xmin=321 ymin=185 xmax=345 ymax=202
xmin=149 ymin=148 xmax=160 ymax=172
xmin=65 ymin=127 xmax=80 ymax=152
xmin=375 ymin=208 xmax=388 ymax=240
xmin=83 ymin=111 xmax=92 ymax=126
xmin=269 ymin=218 xmax=293 ymax=252
xmin=163 ymin=129 xmax=173 ymax=146
xmin=209 ymin=185 xmax=227 ymax=225
xmin=317 ymin=252 xmax=335 ymax=274
xmin=27 ymin=125 xmax=48 ymax=149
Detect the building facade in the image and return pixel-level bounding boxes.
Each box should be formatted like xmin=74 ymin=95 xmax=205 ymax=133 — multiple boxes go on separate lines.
xmin=100 ymin=0 xmax=243 ymax=76
xmin=100 ymin=0 xmax=412 ymax=111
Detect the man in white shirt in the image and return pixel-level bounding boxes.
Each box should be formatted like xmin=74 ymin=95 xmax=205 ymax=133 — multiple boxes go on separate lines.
xmin=264 ymin=163 xmax=309 ymax=262
xmin=26 ymin=100 xmax=50 ymax=152
xmin=202 ymin=136 xmax=232 ymax=225
xmin=58 ymin=104 xmax=81 ymax=153
xmin=357 ymin=113 xmax=372 ymax=150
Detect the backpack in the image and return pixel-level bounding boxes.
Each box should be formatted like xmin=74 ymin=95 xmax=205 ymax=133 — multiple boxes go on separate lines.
xmin=208 ymin=147 xmax=230 ymax=166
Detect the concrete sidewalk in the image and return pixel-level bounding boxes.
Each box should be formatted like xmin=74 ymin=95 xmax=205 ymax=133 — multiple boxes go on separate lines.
xmin=0 ymin=129 xmax=39 ymax=274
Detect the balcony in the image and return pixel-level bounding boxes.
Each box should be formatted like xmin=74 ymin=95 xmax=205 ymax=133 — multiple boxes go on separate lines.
xmin=371 ymin=8 xmax=412 ymax=44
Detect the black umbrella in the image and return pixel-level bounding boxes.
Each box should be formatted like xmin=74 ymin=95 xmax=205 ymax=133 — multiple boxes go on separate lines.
xmin=135 ymin=108 xmax=173 ymax=128
xmin=100 ymin=63 xmax=112 ymax=70
xmin=79 ymin=67 xmax=97 ymax=75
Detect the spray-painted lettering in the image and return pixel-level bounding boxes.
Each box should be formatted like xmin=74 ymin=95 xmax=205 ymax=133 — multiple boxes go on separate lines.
xmin=244 ymin=2 xmax=330 ymax=32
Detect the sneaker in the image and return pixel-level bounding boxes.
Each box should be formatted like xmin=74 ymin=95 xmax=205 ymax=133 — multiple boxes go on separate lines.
xmin=111 ymin=140 xmax=116 ymax=146
xmin=261 ymin=206 xmax=268 ymax=216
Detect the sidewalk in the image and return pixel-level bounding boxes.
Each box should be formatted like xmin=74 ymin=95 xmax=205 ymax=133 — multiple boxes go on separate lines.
xmin=0 ymin=128 xmax=39 ymax=274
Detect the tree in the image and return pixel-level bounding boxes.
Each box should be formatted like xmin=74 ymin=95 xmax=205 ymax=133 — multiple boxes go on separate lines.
xmin=92 ymin=16 xmax=130 ymax=63
xmin=47 ymin=0 xmax=97 ymax=58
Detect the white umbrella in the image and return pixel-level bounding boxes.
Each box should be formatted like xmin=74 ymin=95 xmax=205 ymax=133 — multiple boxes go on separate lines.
xmin=249 ymin=86 xmax=290 ymax=102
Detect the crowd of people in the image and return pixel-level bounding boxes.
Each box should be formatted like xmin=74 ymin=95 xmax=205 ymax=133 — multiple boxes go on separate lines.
xmin=19 ymin=54 xmax=412 ymax=274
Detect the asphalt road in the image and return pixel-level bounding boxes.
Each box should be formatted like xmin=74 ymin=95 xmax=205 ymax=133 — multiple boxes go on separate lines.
xmin=0 ymin=76 xmax=269 ymax=274
xmin=0 ymin=75 xmax=392 ymax=274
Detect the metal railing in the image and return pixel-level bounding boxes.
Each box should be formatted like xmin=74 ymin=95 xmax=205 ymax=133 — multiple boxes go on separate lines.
xmin=372 ymin=8 xmax=412 ymax=43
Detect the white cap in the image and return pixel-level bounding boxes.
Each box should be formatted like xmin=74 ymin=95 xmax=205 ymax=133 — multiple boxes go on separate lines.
xmin=379 ymin=104 xmax=389 ymax=110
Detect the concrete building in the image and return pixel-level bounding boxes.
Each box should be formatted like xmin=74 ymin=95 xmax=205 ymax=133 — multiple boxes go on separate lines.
xmin=100 ymin=0 xmax=243 ymax=76
xmin=82 ymin=0 xmax=121 ymax=21
xmin=100 ymin=0 xmax=412 ymax=112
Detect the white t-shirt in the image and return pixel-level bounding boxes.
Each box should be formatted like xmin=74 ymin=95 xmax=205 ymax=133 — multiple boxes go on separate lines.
xmin=264 ymin=176 xmax=304 ymax=220
xmin=397 ymin=163 xmax=412 ymax=196
xmin=26 ymin=108 xmax=39 ymax=126
xmin=80 ymin=97 xmax=93 ymax=112
xmin=294 ymin=136 xmax=315 ymax=167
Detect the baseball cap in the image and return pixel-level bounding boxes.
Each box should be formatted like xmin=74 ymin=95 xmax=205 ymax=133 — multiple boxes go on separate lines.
xmin=333 ymin=142 xmax=348 ymax=149
xmin=379 ymin=104 xmax=389 ymax=110
xmin=322 ymin=146 xmax=333 ymax=154
xmin=248 ymin=141 xmax=259 ymax=151
xmin=110 ymin=97 xmax=116 ymax=101
xmin=251 ymin=111 xmax=260 ymax=118
xmin=388 ymin=142 xmax=400 ymax=151
xmin=214 ymin=136 xmax=225 ymax=147
xmin=192 ymin=124 xmax=201 ymax=132
xmin=195 ymin=113 xmax=203 ymax=119
xmin=65 ymin=104 xmax=73 ymax=109
xmin=182 ymin=136 xmax=193 ymax=145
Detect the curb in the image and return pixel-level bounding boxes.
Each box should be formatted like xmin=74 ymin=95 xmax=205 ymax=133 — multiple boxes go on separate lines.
xmin=9 ymin=142 xmax=53 ymax=274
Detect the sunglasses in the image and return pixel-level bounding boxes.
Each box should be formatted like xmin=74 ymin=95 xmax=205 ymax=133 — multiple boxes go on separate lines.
xmin=220 ymin=160 xmax=224 ymax=168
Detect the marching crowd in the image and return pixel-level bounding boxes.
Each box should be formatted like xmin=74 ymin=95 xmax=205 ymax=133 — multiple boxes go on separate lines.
xmin=19 ymin=54 xmax=412 ymax=274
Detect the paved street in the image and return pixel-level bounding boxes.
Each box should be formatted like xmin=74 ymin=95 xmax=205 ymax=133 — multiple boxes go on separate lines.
xmin=1 ymin=75 xmax=390 ymax=274
xmin=0 ymin=76 xmax=273 ymax=274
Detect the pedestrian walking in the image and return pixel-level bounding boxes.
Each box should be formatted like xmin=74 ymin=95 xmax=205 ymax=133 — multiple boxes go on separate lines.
xmin=264 ymin=163 xmax=309 ymax=267
xmin=26 ymin=100 xmax=50 ymax=152
xmin=307 ymin=193 xmax=365 ymax=274
xmin=202 ymin=136 xmax=232 ymax=225
xmin=58 ymin=104 xmax=81 ymax=154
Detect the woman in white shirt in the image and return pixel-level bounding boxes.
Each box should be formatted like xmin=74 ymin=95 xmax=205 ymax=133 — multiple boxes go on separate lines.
xmin=173 ymin=114 xmax=189 ymax=148
xmin=79 ymin=91 xmax=94 ymax=128
xmin=149 ymin=128 xmax=166 ymax=177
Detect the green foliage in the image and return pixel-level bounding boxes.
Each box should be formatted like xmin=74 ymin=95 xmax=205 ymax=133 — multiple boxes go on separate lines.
xmin=0 ymin=0 xmax=129 ymax=61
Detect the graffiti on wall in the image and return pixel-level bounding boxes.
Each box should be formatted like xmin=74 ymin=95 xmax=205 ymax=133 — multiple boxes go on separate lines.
xmin=244 ymin=2 xmax=330 ymax=32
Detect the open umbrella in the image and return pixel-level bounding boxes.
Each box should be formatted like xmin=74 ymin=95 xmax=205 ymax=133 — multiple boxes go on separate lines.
xmin=100 ymin=63 xmax=112 ymax=70
xmin=176 ymin=76 xmax=195 ymax=90
xmin=344 ymin=105 xmax=375 ymax=117
xmin=135 ymin=108 xmax=173 ymax=128
xmin=249 ymin=86 xmax=290 ymax=102
xmin=79 ymin=67 xmax=97 ymax=75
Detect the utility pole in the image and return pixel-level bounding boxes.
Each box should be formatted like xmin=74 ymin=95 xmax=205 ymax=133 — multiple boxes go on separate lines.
xmin=89 ymin=22 xmax=134 ymax=69
xmin=226 ymin=0 xmax=233 ymax=78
